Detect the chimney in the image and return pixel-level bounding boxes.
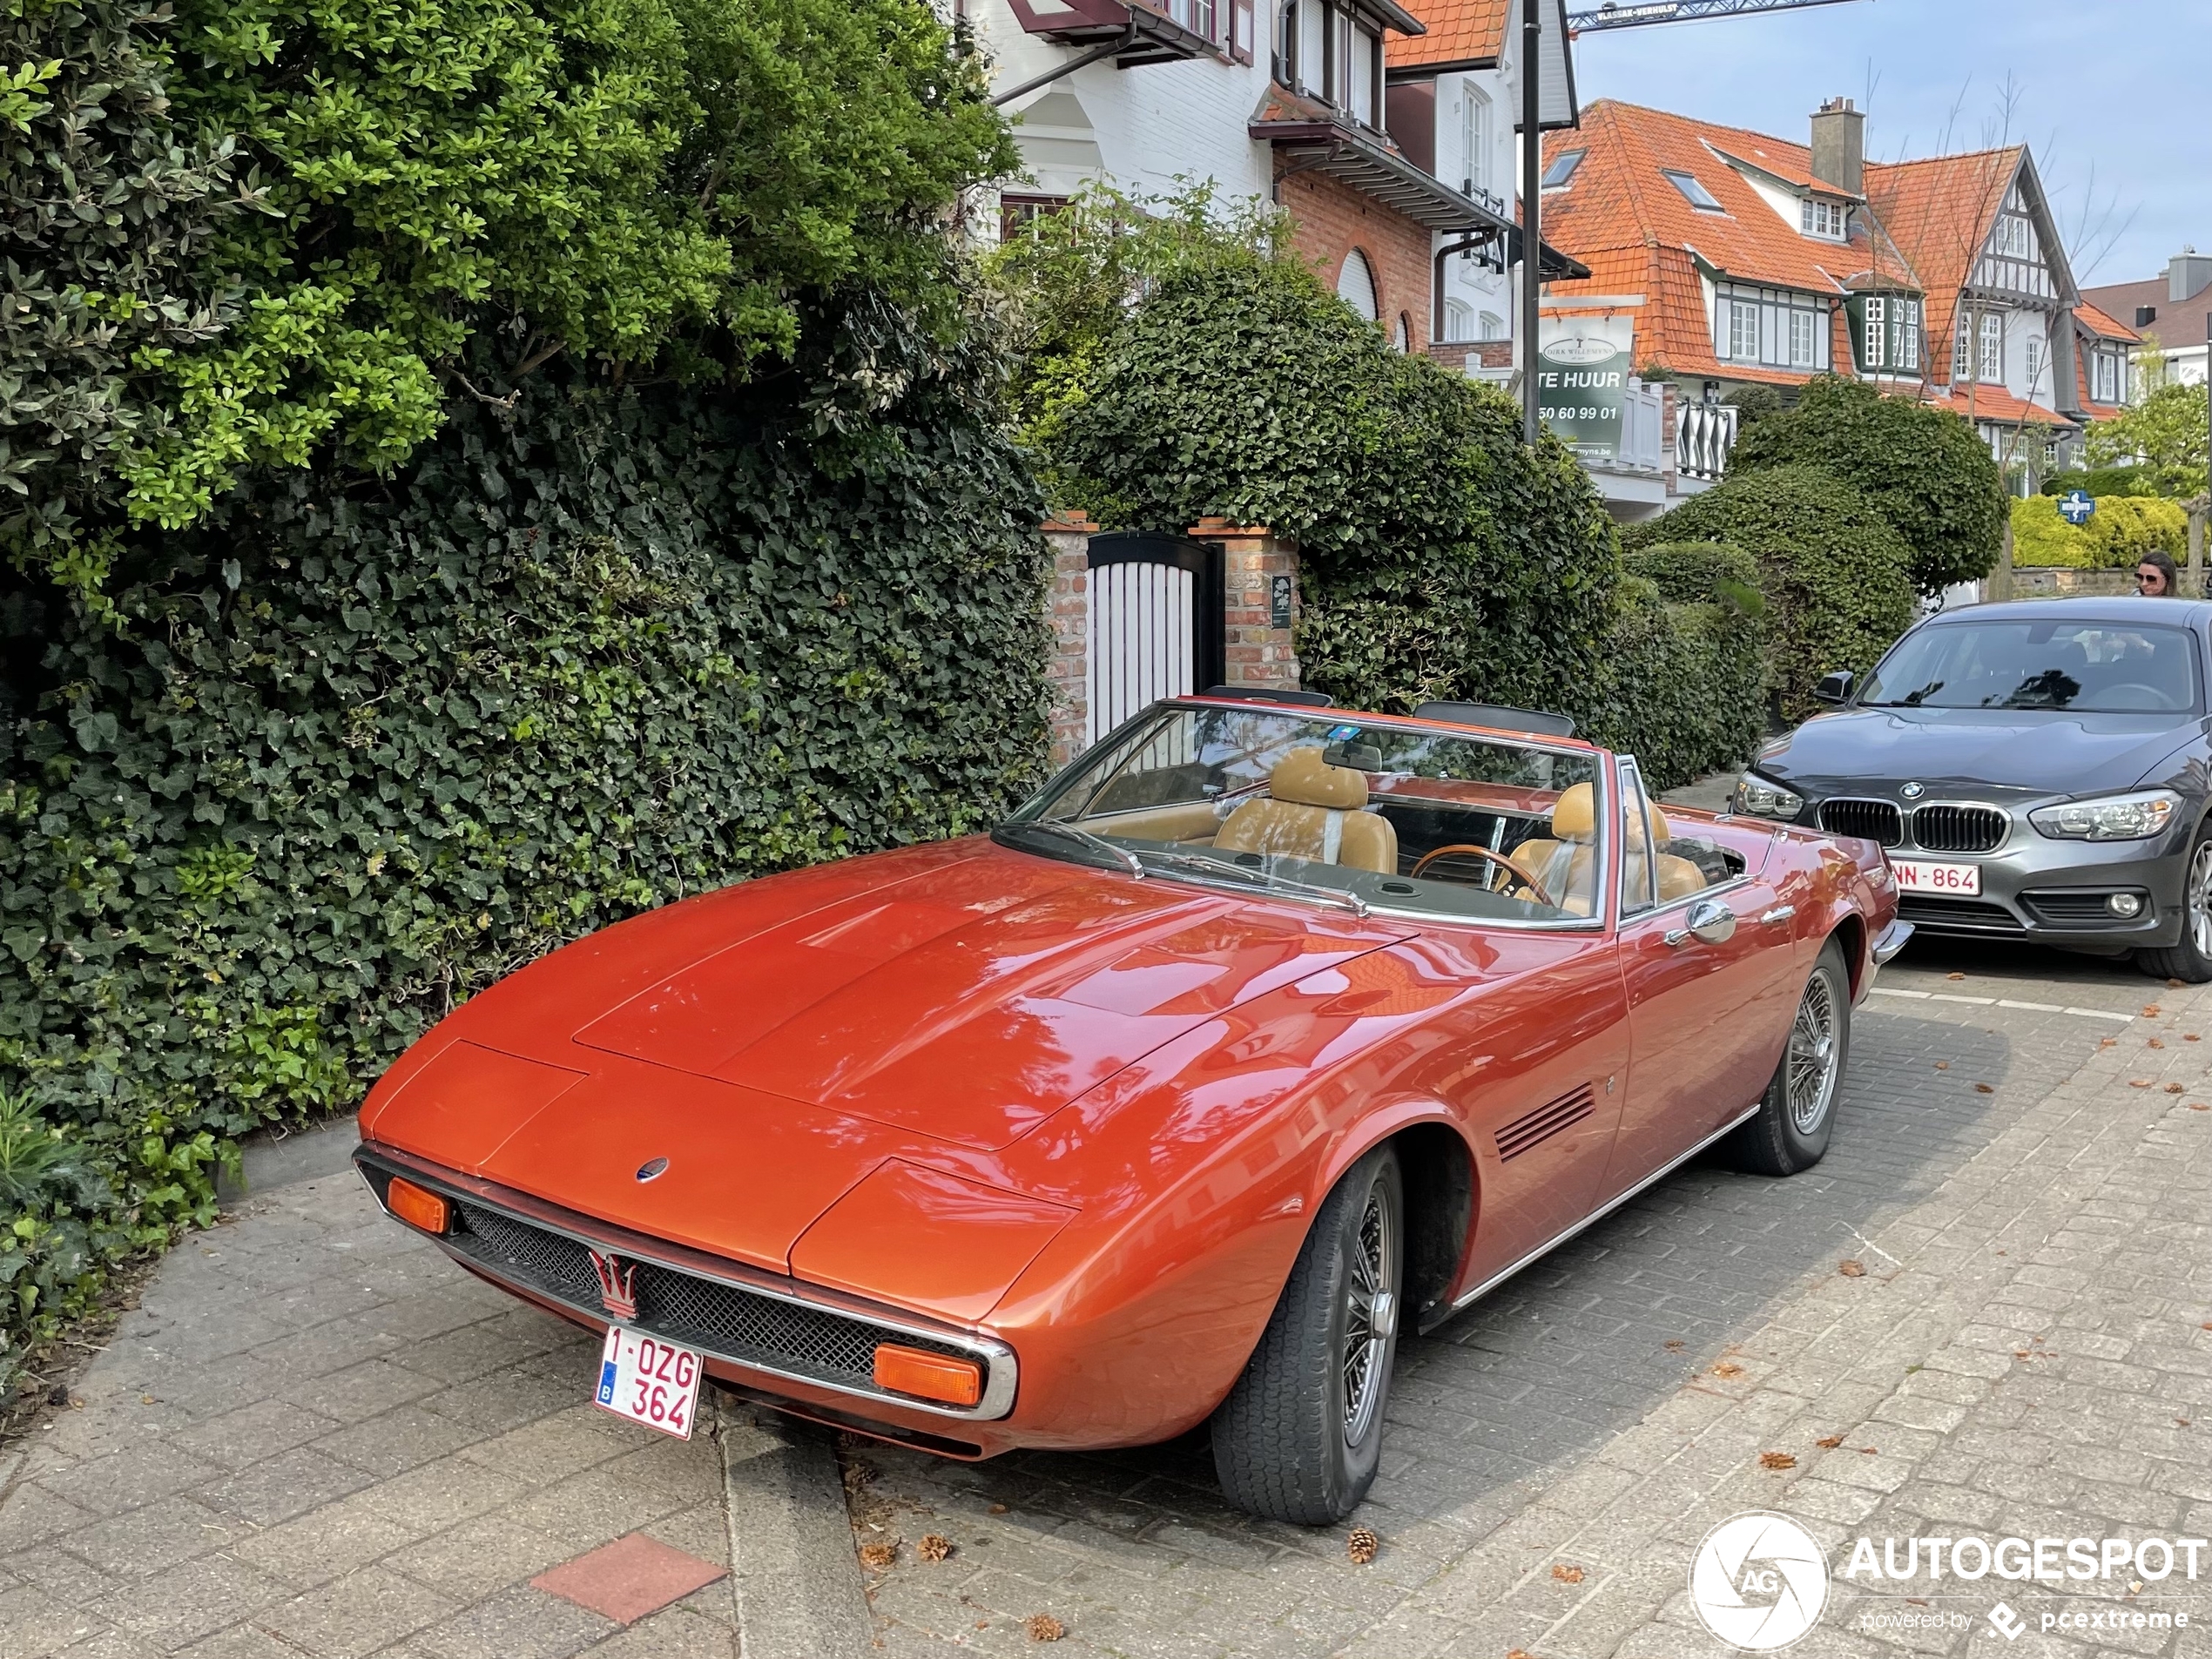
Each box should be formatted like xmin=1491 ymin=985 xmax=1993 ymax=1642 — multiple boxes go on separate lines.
xmin=2169 ymin=246 xmax=2212 ymax=305
xmin=1809 ymin=97 xmax=1865 ymax=197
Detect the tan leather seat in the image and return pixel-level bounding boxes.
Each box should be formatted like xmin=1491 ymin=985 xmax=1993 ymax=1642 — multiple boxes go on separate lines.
xmin=1501 ymin=781 xmax=1598 ymax=914
xmin=1215 ymin=749 xmax=1398 ymax=874
xmin=1643 ymin=805 xmax=1708 ymax=902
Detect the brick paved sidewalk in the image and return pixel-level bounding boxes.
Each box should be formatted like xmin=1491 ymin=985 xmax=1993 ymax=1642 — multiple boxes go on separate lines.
xmin=0 ymin=1170 xmax=745 ymax=1659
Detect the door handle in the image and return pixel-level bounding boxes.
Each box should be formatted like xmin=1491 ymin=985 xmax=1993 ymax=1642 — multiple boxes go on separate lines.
xmin=1663 ymin=898 xmax=1738 ymax=948
xmin=1759 ymin=905 xmax=1796 ymax=927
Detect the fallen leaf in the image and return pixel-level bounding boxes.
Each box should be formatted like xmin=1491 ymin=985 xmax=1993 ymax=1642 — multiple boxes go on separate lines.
xmin=1974 ymin=1082 xmax=1994 ymax=1094
xmin=2169 ymin=979 xmax=2187 ymax=989
xmin=2167 ymin=1082 xmax=2186 ymax=1093
xmin=919 ymin=1534 xmax=952 ymax=1562
xmin=976 ymin=1621 xmax=989 ymax=1630
xmin=2144 ymin=1006 xmax=2162 ymax=1017
xmin=1859 ymin=1446 xmax=1878 ymax=1455
xmin=1664 ymin=1339 xmax=1686 ymax=1352
xmin=1947 ymin=972 xmax=1966 ymax=981
xmin=1711 ymin=1361 xmax=1745 ymax=1379
xmin=988 ymin=1503 xmax=1009 ymax=1514
xmin=1815 ymin=1435 xmax=1844 ymax=1448
xmin=2187 ymin=1034 xmax=2202 ymax=1042
xmin=1552 ymin=1563 xmax=1585 ymax=1583
xmin=1759 ymin=1452 xmax=1797 ymax=1470
xmin=2014 ymin=1350 xmax=2031 ymax=1359
xmin=1508 ymin=1652 xmax=1535 ymax=1659
xmin=1025 ymin=1613 xmax=1065 ymax=1642
xmin=1839 ymin=1260 xmax=1865 ymax=1277
xmin=859 ymin=1541 xmax=898 ymax=1569
xmin=2191 ymin=1104 xmax=2209 ymax=1112
xmin=1934 ymin=1060 xmax=1951 ymax=1070
xmin=2178 ymin=1418 xmax=2193 ymax=1427
xmin=2101 ymin=1037 xmax=2118 ymax=1048
xmin=1347 ymin=1526 xmax=1380 ymax=1565
xmin=2130 ymin=1079 xmax=2154 ymax=1088
xmin=139 ymin=1394 xmax=157 ymax=1405
xmin=2148 ymin=1038 xmax=2166 ymax=1049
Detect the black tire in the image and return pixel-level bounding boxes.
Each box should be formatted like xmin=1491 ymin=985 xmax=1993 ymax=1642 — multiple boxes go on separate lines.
xmin=1211 ymin=1143 xmax=1404 ymax=1525
xmin=1728 ymin=939 xmax=1851 ymax=1177
xmin=2134 ymin=821 xmax=2212 ymax=983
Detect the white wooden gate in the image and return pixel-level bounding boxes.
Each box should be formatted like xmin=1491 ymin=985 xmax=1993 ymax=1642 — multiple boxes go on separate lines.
xmin=1084 ymin=533 xmax=1226 ymax=745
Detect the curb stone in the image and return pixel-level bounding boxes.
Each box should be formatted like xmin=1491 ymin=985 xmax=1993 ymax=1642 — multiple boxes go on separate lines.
xmin=719 ymin=1395 xmax=876 ymax=1658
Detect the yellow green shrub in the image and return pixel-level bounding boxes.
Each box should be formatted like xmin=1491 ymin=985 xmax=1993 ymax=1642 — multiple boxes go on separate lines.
xmin=2010 ymin=495 xmax=2188 ymax=569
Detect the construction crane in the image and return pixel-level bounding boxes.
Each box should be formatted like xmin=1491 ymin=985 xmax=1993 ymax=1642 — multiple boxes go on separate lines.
xmin=1566 ymin=0 xmax=1864 ymax=31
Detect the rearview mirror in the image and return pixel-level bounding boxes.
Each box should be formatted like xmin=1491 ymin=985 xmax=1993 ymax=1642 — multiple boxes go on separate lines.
xmin=1813 ymin=671 xmax=1853 ymax=705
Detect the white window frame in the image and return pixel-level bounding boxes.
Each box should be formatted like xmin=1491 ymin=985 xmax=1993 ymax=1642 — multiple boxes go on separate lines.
xmin=1800 ymin=197 xmax=1846 ymax=240
xmin=1479 ymin=310 xmax=1504 ymax=341
xmin=1444 ymin=298 xmax=1474 ymax=343
xmin=1714 ymin=282 xmax=1830 ymax=371
xmin=2024 ymin=335 xmax=2042 ymax=395
xmin=1979 ymin=312 xmax=2003 ymax=381
xmin=1896 ymin=298 xmax=1921 ymax=370
xmin=1954 ymin=312 xmax=1972 ymax=381
xmin=1993 ymin=214 xmax=2031 ymax=259
xmin=1460 ymin=83 xmax=1490 ymax=197
xmin=1862 ymin=296 xmax=1886 ymax=369
xmin=2094 ymin=349 xmax=2121 ymax=403
xmin=1788 ymin=309 xmax=1817 ymax=368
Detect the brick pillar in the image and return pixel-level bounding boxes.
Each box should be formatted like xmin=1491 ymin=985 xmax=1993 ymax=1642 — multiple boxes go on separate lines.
xmin=1195 ymin=517 xmax=1301 ymax=695
xmin=1042 ymin=510 xmax=1096 ymax=769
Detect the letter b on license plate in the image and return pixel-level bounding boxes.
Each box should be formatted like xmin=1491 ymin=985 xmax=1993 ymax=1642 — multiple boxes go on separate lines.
xmin=595 ymin=1326 xmax=704 ymax=1440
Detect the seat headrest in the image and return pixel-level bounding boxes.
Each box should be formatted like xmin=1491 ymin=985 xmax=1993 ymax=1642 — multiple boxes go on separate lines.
xmin=1629 ymin=803 xmax=1672 ymax=846
xmin=1269 ymin=747 xmax=1367 ymax=810
xmin=1550 ymin=781 xmax=1597 ymax=843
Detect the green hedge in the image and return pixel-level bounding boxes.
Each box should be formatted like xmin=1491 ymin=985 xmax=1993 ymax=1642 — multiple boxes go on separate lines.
xmin=2039 ymin=466 xmax=2164 ymax=500
xmin=1576 ymin=556 xmax=1765 ymax=788
xmin=0 ymin=318 xmax=1051 ymax=1378
xmin=2010 ymin=493 xmax=2189 ymax=568
xmin=1629 ymin=466 xmax=1917 ymax=720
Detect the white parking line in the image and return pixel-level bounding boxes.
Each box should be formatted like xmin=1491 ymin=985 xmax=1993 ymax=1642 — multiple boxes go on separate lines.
xmin=1871 ymin=986 xmax=2134 ymax=1022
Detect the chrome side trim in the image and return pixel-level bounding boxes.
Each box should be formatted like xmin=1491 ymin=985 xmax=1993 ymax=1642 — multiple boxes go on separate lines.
xmin=1447 ymin=1103 xmax=1764 ymax=1314
xmin=354 ymin=1147 xmax=1019 ymax=1422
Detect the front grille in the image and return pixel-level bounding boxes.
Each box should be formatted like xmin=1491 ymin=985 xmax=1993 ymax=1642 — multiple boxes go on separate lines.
xmin=1912 ymin=804 xmax=2009 ymax=853
xmin=1897 ymin=896 xmax=2022 ymax=934
xmin=2021 ymin=891 xmax=2146 ymax=929
xmin=1818 ymin=799 xmax=1904 ymax=846
xmin=449 ymin=1201 xmax=974 ymax=1396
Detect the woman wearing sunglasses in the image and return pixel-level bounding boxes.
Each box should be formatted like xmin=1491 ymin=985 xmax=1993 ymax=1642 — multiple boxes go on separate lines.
xmin=2136 ymin=550 xmax=2182 ymax=596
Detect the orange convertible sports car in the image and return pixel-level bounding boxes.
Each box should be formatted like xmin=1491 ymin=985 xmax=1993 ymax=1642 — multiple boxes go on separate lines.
xmin=355 ymin=695 xmax=1907 ymax=1522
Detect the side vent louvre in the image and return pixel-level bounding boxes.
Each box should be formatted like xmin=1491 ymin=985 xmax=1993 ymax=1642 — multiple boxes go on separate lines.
xmin=1495 ymin=1085 xmax=1597 ymax=1162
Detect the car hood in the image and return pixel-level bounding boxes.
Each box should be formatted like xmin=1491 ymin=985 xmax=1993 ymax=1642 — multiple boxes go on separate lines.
xmin=562 ymin=840 xmax=1411 ymax=1151
xmin=1758 ymin=706 xmax=2205 ymax=799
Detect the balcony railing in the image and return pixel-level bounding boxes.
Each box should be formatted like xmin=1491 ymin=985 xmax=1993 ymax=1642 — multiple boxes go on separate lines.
xmin=1676 ymin=400 xmax=1739 ymax=482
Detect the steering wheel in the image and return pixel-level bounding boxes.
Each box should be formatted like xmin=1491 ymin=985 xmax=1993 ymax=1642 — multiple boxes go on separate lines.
xmin=1408 ymin=843 xmax=1554 ymax=908
xmin=2097 ymin=683 xmax=2172 ymax=710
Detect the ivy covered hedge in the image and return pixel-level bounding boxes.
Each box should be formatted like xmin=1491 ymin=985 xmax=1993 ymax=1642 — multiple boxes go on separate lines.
xmin=1627 ymin=466 xmax=1917 ymax=720
xmin=0 ymin=316 xmax=1050 ymax=1374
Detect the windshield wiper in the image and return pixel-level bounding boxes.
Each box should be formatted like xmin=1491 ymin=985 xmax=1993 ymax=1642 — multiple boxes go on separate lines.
xmin=1139 ymin=848 xmax=1371 ymax=919
xmin=1009 ymin=819 xmax=1144 ymax=877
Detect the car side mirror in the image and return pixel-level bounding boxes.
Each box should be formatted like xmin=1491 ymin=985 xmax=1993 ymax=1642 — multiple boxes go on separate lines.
xmin=1813 ymin=671 xmax=1853 ymax=705
xmin=1664 ymin=898 xmax=1738 ymax=949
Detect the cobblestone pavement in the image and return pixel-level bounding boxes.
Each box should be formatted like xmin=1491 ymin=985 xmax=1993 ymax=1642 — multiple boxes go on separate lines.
xmin=0 ymin=1170 xmax=748 ymax=1659
xmin=846 ymin=944 xmax=2212 ymax=1658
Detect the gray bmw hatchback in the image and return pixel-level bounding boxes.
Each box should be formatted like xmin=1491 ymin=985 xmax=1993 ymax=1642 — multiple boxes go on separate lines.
xmin=1737 ymin=597 xmax=2212 ymax=981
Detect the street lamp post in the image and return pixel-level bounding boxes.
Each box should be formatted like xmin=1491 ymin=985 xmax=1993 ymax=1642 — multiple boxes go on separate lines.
xmin=1521 ymin=1 xmax=1541 ymax=446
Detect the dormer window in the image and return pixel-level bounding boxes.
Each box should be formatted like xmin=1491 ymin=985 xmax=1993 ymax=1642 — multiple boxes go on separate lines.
xmin=1801 ymin=197 xmax=1847 ymax=239
xmin=1662 ymin=169 xmax=1724 ymax=212
xmin=1541 ymin=149 xmax=1585 ymax=190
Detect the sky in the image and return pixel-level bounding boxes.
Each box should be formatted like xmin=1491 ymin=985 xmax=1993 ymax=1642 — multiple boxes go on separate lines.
xmin=1571 ymin=0 xmax=2205 ymax=288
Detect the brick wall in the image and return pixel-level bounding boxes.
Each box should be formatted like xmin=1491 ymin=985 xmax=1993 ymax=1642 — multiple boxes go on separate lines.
xmin=1042 ymin=510 xmax=1096 ymax=768
xmin=1197 ymin=518 xmax=1302 ymax=696
xmin=1280 ymin=168 xmax=1434 ymax=353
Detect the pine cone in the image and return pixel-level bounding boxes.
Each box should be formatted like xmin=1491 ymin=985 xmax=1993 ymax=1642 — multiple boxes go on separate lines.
xmin=1346 ymin=1526 xmax=1379 ymax=1565
xmin=858 ymin=1541 xmax=898 ymax=1569
xmin=1024 ymin=1613 xmax=1065 ymax=1642
xmin=918 ymin=1533 xmax=952 ymax=1562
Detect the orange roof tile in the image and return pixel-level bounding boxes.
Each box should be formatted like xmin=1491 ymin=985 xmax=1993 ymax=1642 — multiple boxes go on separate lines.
xmin=1917 ymin=383 xmax=2068 ymax=428
xmin=2074 ymin=300 xmax=2140 ymax=344
xmin=1388 ymin=0 xmax=1509 ymax=69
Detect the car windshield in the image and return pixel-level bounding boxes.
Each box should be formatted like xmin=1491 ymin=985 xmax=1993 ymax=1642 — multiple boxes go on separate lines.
xmin=1858 ymin=619 xmax=2201 ymax=713
xmin=996 ymin=705 xmax=1606 ymax=923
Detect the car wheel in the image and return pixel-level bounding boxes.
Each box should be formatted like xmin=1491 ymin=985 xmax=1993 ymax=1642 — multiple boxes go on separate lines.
xmin=2134 ymin=825 xmax=2212 ymax=983
xmin=1729 ymin=939 xmax=1851 ymax=1177
xmin=1211 ymin=1143 xmax=1403 ymax=1525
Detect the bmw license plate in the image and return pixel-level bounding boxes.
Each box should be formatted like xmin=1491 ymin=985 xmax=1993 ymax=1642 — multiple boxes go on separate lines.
xmin=1890 ymin=858 xmax=1981 ymax=897
xmin=594 ymin=1325 xmax=704 ymax=1440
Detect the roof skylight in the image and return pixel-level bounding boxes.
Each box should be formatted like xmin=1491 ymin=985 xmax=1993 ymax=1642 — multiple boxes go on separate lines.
xmin=1541 ymin=150 xmax=1585 ymax=189
xmin=1662 ymin=169 xmax=1724 ymax=212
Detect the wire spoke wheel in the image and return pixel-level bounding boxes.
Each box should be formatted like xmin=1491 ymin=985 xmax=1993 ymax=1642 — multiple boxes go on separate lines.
xmin=1786 ymin=968 xmax=1840 ymax=1136
xmin=1340 ymin=1179 xmax=1396 ymax=1447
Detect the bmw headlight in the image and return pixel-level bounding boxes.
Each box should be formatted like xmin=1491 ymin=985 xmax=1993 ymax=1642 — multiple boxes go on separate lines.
xmin=2027 ymin=789 xmax=2182 ymax=842
xmin=1736 ymin=772 xmax=1804 ymax=819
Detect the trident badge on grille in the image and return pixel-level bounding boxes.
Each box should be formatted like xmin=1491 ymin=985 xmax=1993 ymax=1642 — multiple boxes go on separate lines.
xmin=589 ymin=1248 xmax=638 ymax=1322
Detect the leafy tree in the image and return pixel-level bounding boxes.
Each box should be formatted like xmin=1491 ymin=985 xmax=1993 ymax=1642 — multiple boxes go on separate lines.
xmin=1628 ymin=464 xmax=1917 ymax=718
xmin=2084 ymin=382 xmax=2210 ymax=500
xmin=1729 ymin=374 xmax=2005 ymax=594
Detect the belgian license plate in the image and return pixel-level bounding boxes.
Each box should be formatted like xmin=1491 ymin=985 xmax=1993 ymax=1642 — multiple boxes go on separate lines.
xmin=1891 ymin=858 xmax=1981 ymax=897
xmin=594 ymin=1326 xmax=704 ymax=1440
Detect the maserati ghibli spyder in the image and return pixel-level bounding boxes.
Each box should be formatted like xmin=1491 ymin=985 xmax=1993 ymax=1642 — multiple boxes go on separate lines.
xmin=354 ymin=696 xmax=1907 ymax=1522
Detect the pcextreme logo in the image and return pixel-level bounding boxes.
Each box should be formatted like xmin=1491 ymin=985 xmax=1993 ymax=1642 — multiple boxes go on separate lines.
xmin=1689 ymin=1513 xmax=1831 ymax=1650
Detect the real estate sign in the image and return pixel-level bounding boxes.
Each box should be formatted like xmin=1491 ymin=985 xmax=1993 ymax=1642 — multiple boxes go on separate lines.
xmin=1536 ymin=317 xmax=1635 ymax=465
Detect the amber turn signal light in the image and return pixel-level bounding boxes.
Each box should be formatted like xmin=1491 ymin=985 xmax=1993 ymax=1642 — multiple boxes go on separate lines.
xmin=873 ymin=1343 xmax=983 ymax=1407
xmin=386 ymin=1177 xmax=449 ymax=1235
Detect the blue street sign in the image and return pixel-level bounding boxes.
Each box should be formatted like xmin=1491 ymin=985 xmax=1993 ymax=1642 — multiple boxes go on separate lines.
xmin=2060 ymin=489 xmax=2096 ymax=527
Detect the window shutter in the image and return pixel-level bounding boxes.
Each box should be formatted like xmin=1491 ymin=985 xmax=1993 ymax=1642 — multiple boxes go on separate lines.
xmin=1232 ymin=0 xmax=1254 ymax=62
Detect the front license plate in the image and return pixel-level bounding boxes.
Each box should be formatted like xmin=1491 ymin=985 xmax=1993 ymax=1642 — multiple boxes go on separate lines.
xmin=1891 ymin=858 xmax=1981 ymax=897
xmin=594 ymin=1326 xmax=704 ymax=1440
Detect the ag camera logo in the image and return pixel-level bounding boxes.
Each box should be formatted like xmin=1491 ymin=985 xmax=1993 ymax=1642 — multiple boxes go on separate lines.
xmin=1690 ymin=1512 xmax=1831 ymax=1650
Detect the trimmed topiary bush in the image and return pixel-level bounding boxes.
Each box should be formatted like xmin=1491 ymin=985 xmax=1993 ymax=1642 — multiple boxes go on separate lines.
xmin=1729 ymin=374 xmax=2005 ymax=595
xmin=1629 ymin=466 xmax=1917 ymax=718
xmin=2010 ymin=493 xmax=2188 ymax=569
xmin=1577 ymin=566 xmax=1766 ymax=787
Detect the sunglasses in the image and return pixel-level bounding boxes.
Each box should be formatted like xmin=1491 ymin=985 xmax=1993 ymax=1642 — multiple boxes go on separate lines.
xmin=2138 ymin=571 xmax=2165 ymax=586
